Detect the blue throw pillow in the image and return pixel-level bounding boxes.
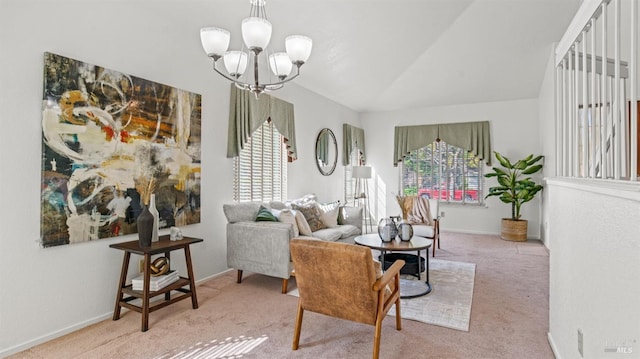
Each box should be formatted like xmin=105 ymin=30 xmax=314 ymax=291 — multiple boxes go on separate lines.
xmin=255 ymin=205 xmax=279 ymax=222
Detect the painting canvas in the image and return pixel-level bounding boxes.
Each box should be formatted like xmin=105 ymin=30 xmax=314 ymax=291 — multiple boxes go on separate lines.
xmin=40 ymin=52 xmax=201 ymax=247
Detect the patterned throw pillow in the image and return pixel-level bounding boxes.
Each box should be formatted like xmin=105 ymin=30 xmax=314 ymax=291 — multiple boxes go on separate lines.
xmin=292 ymin=203 xmax=327 ymax=232
xmin=255 ymin=205 xmax=278 ymax=222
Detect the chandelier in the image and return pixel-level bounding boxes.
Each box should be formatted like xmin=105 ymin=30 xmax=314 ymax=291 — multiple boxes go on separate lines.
xmin=200 ymin=0 xmax=312 ymax=96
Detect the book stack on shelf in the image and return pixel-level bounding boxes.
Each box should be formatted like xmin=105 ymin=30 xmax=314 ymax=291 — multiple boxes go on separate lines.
xmin=132 ymin=270 xmax=179 ymax=291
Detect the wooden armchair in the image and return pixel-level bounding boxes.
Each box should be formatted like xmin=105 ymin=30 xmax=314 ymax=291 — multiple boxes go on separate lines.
xmin=289 ymin=238 xmax=405 ymax=359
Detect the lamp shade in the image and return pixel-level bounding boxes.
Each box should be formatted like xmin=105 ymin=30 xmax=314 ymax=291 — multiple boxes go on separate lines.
xmin=269 ymin=52 xmax=293 ymax=78
xmin=242 ymin=17 xmax=272 ymax=50
xmin=352 ymin=166 xmax=372 ymax=179
xmin=223 ymin=51 xmax=248 ymax=77
xmin=285 ymin=35 xmax=312 ymax=64
xmin=200 ymin=27 xmax=230 ymax=58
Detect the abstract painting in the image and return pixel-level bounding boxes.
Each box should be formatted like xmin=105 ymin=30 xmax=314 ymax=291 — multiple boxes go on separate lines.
xmin=40 ymin=52 xmax=201 ymax=247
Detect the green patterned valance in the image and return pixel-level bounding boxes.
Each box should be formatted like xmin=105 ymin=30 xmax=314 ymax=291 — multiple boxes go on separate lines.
xmin=393 ymin=121 xmax=491 ymax=166
xmin=227 ymin=85 xmax=297 ymax=161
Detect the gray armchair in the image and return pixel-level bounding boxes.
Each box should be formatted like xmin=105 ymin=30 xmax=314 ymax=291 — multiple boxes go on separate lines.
xmin=224 ymin=201 xmax=363 ymax=293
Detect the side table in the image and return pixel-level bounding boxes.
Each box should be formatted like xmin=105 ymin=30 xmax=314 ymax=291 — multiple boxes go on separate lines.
xmin=110 ymin=235 xmax=203 ymax=331
xmin=354 ymin=233 xmax=432 ymax=299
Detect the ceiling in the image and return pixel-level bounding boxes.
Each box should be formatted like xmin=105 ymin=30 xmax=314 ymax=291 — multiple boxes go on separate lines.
xmin=202 ymin=0 xmax=582 ymax=113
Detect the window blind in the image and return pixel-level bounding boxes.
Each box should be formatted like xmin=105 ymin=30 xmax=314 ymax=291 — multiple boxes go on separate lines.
xmin=234 ymin=120 xmax=287 ymax=202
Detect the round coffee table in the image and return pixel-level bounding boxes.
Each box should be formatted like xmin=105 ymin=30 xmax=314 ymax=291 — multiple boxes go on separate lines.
xmin=354 ymin=233 xmax=432 ymax=298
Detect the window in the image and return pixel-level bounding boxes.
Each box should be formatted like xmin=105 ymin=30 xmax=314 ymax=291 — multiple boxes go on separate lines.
xmin=233 ymin=120 xmax=287 ymax=202
xmin=401 ymin=141 xmax=483 ymax=204
xmin=343 ymin=148 xmax=364 ymax=205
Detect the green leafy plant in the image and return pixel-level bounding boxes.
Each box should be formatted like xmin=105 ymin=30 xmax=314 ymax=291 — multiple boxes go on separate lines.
xmin=484 ymin=151 xmax=544 ymax=220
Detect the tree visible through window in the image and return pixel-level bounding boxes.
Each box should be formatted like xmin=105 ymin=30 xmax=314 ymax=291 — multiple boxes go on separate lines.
xmin=234 ymin=120 xmax=287 ymax=202
xmin=401 ymin=141 xmax=482 ymax=204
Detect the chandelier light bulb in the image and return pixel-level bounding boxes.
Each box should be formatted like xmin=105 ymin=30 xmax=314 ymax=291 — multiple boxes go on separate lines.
xmin=242 ymin=17 xmax=272 ymax=51
xmin=200 ymin=27 xmax=231 ymax=59
xmin=223 ymin=51 xmax=248 ymax=78
xmin=269 ymin=52 xmax=293 ymax=79
xmin=285 ymin=35 xmax=313 ymax=65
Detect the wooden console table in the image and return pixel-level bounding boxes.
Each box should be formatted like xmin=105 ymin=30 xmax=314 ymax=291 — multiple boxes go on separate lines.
xmin=110 ymin=235 xmax=203 ymax=331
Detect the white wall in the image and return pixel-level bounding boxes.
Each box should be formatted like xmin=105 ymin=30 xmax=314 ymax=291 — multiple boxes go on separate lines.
xmin=360 ymin=99 xmax=542 ymax=237
xmin=546 ymin=180 xmax=640 ymax=359
xmin=0 ymin=1 xmax=359 ymax=355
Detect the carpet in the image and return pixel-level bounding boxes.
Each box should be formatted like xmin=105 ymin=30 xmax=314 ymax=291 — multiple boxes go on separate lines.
xmin=154 ymin=335 xmax=268 ymax=359
xmin=287 ymin=259 xmax=476 ymax=332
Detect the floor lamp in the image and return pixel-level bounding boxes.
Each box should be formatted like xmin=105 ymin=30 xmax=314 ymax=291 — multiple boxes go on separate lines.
xmin=352 ymin=166 xmax=372 ymax=233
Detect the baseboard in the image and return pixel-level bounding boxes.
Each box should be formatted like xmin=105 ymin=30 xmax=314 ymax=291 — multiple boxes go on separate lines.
xmin=0 ymin=312 xmax=113 ymax=357
xmin=196 ymin=268 xmax=234 ymax=284
xmin=1 ymin=268 xmax=235 ymax=357
xmin=548 ymin=332 xmax=563 ymax=359
xmin=442 ymin=228 xmax=500 ymax=236
xmin=442 ymin=228 xmax=542 ymax=240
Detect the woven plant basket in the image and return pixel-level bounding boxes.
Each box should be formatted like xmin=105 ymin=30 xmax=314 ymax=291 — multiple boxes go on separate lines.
xmin=501 ymin=218 xmax=528 ymax=242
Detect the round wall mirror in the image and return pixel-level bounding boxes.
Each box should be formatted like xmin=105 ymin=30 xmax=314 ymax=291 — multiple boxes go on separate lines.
xmin=315 ymin=128 xmax=337 ymax=176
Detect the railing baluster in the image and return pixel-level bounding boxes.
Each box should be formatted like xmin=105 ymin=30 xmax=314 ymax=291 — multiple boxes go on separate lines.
xmin=631 ymin=0 xmax=638 ymax=181
xmin=614 ymin=0 xmax=621 ymax=179
xmin=601 ymin=3 xmax=608 ymax=178
xmin=562 ymin=58 xmax=569 ymax=177
xmin=574 ymin=46 xmax=580 ymax=177
xmin=582 ymin=32 xmax=589 ymax=177
xmin=590 ymin=19 xmax=597 ymax=178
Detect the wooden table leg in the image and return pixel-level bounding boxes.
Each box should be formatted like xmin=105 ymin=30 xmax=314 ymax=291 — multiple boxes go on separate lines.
xmin=184 ymin=245 xmax=199 ymax=309
xmin=141 ymin=253 xmax=151 ymax=332
xmin=113 ymin=252 xmax=130 ymax=321
xmin=164 ymin=251 xmax=171 ymax=301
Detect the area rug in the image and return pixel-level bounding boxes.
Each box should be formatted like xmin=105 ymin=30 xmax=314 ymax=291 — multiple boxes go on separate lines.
xmin=287 ymin=259 xmax=476 ymax=332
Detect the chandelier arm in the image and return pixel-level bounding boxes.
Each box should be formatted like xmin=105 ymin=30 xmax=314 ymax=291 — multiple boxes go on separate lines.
xmin=261 ymin=66 xmax=301 ymax=88
xmin=211 ymin=61 xmax=244 ymax=83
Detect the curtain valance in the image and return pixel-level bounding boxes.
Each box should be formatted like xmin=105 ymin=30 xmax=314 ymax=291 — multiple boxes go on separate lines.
xmin=393 ymin=121 xmax=491 ymax=166
xmin=342 ymin=124 xmax=366 ymax=166
xmin=227 ymin=85 xmax=298 ymax=161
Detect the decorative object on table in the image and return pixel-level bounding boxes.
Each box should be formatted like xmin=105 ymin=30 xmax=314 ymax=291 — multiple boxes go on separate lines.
xmin=377 ymin=217 xmax=398 ymax=242
xmin=199 ymin=0 xmax=312 ymax=97
xmin=170 ymin=226 xmax=183 ymax=241
xmin=149 ymin=194 xmax=160 ymax=243
xmin=150 ymin=257 xmax=170 ymax=276
xmin=397 ymin=220 xmax=413 ymax=241
xmin=315 ymin=128 xmax=337 ymax=176
xmin=132 ymin=270 xmax=179 ymax=291
xmin=484 ymin=151 xmax=544 ymax=241
xmin=136 ymin=206 xmax=154 ymax=247
xmin=40 ymin=52 xmax=202 ymax=248
xmin=135 ymin=177 xmax=157 ymax=247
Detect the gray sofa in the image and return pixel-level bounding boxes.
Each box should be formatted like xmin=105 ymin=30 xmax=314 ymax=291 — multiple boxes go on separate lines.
xmin=223 ymin=200 xmax=363 ymax=293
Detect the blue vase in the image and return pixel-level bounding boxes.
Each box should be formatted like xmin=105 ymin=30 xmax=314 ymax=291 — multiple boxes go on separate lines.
xmin=137 ymin=205 xmax=154 ymax=247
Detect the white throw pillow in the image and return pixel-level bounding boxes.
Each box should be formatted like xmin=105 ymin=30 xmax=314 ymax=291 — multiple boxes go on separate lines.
xmin=292 ymin=209 xmax=313 ymax=236
xmin=317 ymin=201 xmax=340 ymax=228
xmin=277 ymin=209 xmax=299 ymax=237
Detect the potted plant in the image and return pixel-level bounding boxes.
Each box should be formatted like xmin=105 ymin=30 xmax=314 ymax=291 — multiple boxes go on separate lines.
xmin=484 ymin=151 xmax=544 ymax=241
